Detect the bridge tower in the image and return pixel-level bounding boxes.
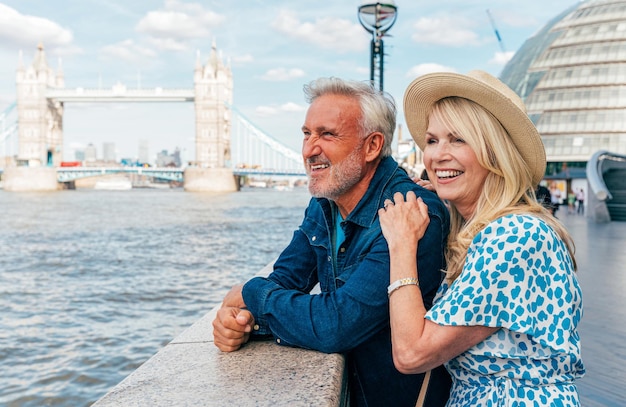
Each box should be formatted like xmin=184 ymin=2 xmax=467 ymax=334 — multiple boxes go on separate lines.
xmin=5 ymin=42 xmax=238 ymax=192
xmin=193 ymin=40 xmax=232 ymax=168
xmin=15 ymin=43 xmax=64 ymax=167
xmin=184 ymin=40 xmax=237 ymax=191
xmin=4 ymin=44 xmax=62 ymax=191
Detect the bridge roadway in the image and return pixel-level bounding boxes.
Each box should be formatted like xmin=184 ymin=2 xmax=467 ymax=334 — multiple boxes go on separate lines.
xmin=46 ymin=86 xmax=195 ymax=103
xmin=0 ymin=166 xmax=306 ymax=186
xmin=52 ymin=166 xmax=307 ymax=183
xmin=91 ymin=209 xmax=624 ymax=406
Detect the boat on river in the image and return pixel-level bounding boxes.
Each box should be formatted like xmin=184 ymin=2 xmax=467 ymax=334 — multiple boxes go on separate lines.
xmin=94 ymin=178 xmax=132 ymax=190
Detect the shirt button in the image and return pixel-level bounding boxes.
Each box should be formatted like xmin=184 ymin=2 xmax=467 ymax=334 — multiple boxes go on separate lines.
xmin=312 ymin=236 xmax=316 ymax=241
xmin=340 ymin=247 xmax=346 ymax=253
xmin=253 ymin=324 xmax=259 ymax=331
xmin=276 ymin=338 xmax=281 ymax=344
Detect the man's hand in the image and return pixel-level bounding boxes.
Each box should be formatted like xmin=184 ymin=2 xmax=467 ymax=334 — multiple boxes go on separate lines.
xmin=222 ymin=283 xmax=245 ymax=308
xmin=212 ymin=307 xmax=255 ymax=352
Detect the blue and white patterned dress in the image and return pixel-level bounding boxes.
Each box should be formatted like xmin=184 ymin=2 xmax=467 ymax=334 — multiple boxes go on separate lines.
xmin=426 ymin=214 xmax=585 ymax=406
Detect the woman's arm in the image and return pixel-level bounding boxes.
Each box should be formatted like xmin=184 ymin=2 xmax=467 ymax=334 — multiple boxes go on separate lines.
xmin=380 ymin=191 xmax=497 ymax=373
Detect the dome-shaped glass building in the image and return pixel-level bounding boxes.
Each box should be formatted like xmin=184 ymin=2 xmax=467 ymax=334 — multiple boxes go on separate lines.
xmin=500 ymin=0 xmax=626 ymax=179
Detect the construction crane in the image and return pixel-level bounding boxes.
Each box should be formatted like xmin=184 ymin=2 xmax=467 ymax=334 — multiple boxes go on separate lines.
xmin=486 ymin=9 xmax=506 ymax=53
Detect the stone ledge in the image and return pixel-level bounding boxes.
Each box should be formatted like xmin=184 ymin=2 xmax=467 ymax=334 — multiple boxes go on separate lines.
xmin=93 ymin=265 xmax=347 ymax=407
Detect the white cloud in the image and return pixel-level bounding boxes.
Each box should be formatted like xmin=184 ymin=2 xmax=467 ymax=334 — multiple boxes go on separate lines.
xmin=489 ymin=51 xmax=515 ymax=65
xmin=411 ymin=16 xmax=481 ymax=47
xmin=271 ymin=9 xmax=368 ymax=53
xmin=101 ymin=40 xmax=157 ymax=62
xmin=255 ymin=102 xmax=305 ymax=116
xmin=261 ymin=67 xmax=306 ymax=82
xmin=406 ymin=63 xmax=457 ymax=78
xmin=0 ymin=4 xmax=74 ymax=50
xmin=135 ymin=0 xmax=225 ymax=51
xmin=280 ymin=102 xmax=305 ymax=112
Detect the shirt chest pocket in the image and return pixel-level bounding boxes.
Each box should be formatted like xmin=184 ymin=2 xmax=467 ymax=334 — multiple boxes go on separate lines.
xmin=335 ymin=252 xmax=367 ymax=288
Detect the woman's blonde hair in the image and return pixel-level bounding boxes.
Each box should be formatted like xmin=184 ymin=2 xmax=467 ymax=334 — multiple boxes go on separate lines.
xmin=431 ymin=97 xmax=577 ymax=282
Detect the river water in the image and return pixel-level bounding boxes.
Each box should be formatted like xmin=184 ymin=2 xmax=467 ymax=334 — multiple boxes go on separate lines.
xmin=0 ymin=187 xmax=312 ymax=406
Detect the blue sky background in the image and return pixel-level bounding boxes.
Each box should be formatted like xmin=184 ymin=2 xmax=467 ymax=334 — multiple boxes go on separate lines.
xmin=0 ymin=0 xmax=580 ymax=163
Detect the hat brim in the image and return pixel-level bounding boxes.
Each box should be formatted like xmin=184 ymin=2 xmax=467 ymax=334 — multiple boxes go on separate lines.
xmin=403 ymin=72 xmax=546 ymax=186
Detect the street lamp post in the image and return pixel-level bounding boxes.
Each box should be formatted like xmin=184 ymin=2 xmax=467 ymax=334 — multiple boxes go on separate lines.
xmin=358 ymin=1 xmax=398 ymax=91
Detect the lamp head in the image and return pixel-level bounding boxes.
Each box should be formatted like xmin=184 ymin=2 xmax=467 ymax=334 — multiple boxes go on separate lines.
xmin=358 ymin=1 xmax=398 ymax=34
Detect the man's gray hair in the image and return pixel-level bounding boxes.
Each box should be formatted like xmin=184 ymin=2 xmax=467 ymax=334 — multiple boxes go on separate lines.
xmin=303 ymin=77 xmax=396 ymax=158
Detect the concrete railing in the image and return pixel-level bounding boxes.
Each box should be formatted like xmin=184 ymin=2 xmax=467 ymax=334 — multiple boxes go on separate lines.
xmin=92 ymin=262 xmax=348 ymax=407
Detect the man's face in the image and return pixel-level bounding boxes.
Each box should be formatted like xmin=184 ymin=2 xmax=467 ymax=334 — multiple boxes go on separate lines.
xmin=301 ymin=94 xmax=367 ymax=201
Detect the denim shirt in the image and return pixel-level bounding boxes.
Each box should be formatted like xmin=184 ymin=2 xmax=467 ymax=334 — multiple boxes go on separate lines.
xmin=243 ymin=156 xmax=451 ymax=406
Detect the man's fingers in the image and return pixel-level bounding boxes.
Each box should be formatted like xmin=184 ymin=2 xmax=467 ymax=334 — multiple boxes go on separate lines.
xmin=235 ymin=310 xmax=254 ymax=332
xmin=212 ymin=307 xmax=254 ymax=352
xmin=213 ymin=329 xmax=250 ymax=352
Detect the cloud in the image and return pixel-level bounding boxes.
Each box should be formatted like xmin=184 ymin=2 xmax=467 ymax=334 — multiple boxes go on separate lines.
xmin=280 ymin=102 xmax=305 ymax=112
xmin=255 ymin=102 xmax=305 ymax=116
xmin=271 ymin=9 xmax=368 ymax=53
xmin=406 ymin=63 xmax=456 ymax=78
xmin=101 ymin=39 xmax=157 ymax=62
xmin=135 ymin=0 xmax=225 ymax=51
xmin=489 ymin=51 xmax=515 ymax=65
xmin=0 ymin=4 xmax=74 ymax=51
xmin=261 ymin=67 xmax=306 ymax=82
xmin=411 ymin=16 xmax=481 ymax=47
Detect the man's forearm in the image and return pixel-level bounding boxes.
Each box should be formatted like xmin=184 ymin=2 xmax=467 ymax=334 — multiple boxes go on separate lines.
xmin=222 ymin=283 xmax=246 ymax=308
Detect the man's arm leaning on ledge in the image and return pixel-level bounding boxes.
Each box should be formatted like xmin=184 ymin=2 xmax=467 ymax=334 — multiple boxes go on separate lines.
xmin=92 ymin=262 xmax=348 ymax=407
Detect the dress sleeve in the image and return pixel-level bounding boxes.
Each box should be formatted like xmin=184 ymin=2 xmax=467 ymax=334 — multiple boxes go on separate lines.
xmin=425 ymin=215 xmax=582 ymax=354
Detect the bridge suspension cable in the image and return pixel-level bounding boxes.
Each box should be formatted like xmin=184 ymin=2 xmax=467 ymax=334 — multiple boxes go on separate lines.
xmin=229 ymin=106 xmax=304 ymax=175
xmin=1 ymin=101 xmax=18 ymax=159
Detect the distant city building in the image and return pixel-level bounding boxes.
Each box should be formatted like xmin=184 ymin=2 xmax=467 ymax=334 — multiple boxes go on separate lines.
xmin=74 ymin=148 xmax=85 ymax=162
xmin=103 ymin=142 xmax=116 ymax=162
xmin=394 ymin=124 xmax=422 ymax=178
xmin=84 ymin=143 xmax=97 ymax=163
xmin=500 ymin=0 xmax=626 ymax=180
xmin=172 ymin=147 xmax=181 ymax=167
xmin=156 ymin=147 xmax=182 ymax=167
xmin=138 ymin=139 xmax=150 ymax=165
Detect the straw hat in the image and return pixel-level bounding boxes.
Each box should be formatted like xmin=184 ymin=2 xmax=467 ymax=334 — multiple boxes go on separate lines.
xmin=403 ymin=70 xmax=546 ymax=186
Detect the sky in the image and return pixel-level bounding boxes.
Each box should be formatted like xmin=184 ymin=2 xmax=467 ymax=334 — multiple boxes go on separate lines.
xmin=0 ymin=0 xmax=582 ymax=164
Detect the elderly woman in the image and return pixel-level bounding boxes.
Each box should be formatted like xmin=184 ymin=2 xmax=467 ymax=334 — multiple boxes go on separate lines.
xmin=379 ymin=71 xmax=584 ymax=406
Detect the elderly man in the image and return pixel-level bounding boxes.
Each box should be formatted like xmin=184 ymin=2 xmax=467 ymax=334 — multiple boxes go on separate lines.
xmin=213 ymin=77 xmax=450 ymax=406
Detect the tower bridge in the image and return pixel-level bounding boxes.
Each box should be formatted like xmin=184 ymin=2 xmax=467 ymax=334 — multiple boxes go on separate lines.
xmin=1 ymin=43 xmax=305 ymax=192
xmin=45 ymin=86 xmax=195 ymax=103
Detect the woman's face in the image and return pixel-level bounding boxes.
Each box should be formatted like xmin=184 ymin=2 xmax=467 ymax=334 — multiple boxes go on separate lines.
xmin=423 ymin=113 xmax=490 ymax=219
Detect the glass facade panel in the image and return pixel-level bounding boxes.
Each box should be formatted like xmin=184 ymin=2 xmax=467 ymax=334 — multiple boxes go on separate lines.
xmin=527 ymin=86 xmax=626 ymax=110
xmin=533 ymin=41 xmax=626 ymax=69
xmin=537 ymin=110 xmax=626 ymax=134
xmin=501 ymin=1 xmax=626 ymax=168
